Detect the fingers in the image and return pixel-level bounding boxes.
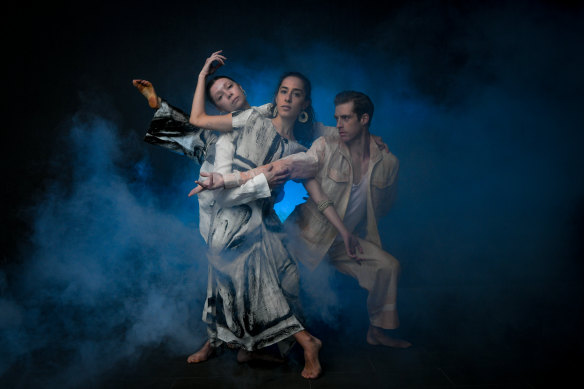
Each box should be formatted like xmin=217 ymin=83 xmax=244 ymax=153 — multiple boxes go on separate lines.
xmin=272 ymin=179 xmax=286 ymax=187
xmin=132 ymin=79 xmax=151 ymax=88
xmin=202 ymin=50 xmax=227 ymax=75
xmin=188 ymin=185 xmax=204 ymax=197
xmin=273 ymin=168 xmax=290 ymax=181
xmin=196 ymin=176 xmax=213 ymax=189
xmin=207 ymin=50 xmax=226 ymax=61
xmin=274 ymin=170 xmax=289 ymax=180
xmin=208 ymin=51 xmax=227 ymax=65
xmin=345 ymin=244 xmax=356 ymax=258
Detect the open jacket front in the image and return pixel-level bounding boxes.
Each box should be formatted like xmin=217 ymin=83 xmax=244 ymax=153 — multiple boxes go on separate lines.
xmin=286 ymin=134 xmax=399 ymax=270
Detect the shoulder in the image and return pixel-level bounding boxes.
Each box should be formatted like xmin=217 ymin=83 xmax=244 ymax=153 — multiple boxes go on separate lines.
xmin=255 ymin=103 xmax=274 ymax=117
xmin=382 ymin=149 xmax=399 ymax=166
xmin=313 ymin=122 xmax=336 ymax=137
xmin=377 ymin=149 xmax=399 ymax=181
xmin=315 ymin=134 xmax=341 ymax=150
xmin=308 ymin=134 xmax=338 ymax=153
xmin=232 ymin=107 xmax=270 ymax=129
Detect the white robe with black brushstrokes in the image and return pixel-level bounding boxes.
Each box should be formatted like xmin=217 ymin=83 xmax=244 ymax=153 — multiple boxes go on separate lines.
xmin=143 ymin=100 xmax=274 ymax=240
xmin=203 ymin=107 xmax=307 ymax=351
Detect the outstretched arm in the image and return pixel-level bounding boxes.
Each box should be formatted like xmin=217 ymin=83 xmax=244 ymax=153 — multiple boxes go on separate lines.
xmin=223 ymin=152 xmax=317 ymax=188
xmin=188 ymin=131 xmax=271 ymax=207
xmin=189 ymin=50 xmax=233 ymax=131
xmin=303 ymin=179 xmax=364 ymax=262
xmin=189 ymin=151 xmax=318 ymax=195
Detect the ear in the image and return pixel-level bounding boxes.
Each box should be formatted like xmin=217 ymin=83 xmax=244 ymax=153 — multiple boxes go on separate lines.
xmin=302 ymin=99 xmax=311 ymax=111
xmin=359 ymin=113 xmax=370 ymax=127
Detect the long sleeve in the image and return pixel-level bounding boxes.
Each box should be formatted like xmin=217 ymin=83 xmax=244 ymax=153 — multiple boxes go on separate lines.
xmin=211 ymin=131 xmax=272 ymax=208
xmin=375 ymin=158 xmax=399 ymax=217
xmin=222 ymin=151 xmax=318 ymax=189
xmin=144 ymin=100 xmax=216 ymax=164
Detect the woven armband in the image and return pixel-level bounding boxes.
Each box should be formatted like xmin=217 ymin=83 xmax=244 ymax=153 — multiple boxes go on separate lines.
xmin=317 ymin=199 xmax=334 ymax=213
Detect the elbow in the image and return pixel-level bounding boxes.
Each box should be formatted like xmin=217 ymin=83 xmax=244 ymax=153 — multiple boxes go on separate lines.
xmin=189 ymin=114 xmax=203 ymax=128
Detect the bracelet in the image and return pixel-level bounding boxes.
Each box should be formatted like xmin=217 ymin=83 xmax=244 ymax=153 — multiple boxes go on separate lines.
xmin=317 ymin=199 xmax=334 ymax=213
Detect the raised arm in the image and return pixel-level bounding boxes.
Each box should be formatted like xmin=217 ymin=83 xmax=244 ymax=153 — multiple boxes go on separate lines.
xmin=189 ymin=50 xmax=233 ymax=131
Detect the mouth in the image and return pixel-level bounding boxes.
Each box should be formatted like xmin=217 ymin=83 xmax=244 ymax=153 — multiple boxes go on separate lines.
xmin=280 ymin=105 xmax=291 ymax=111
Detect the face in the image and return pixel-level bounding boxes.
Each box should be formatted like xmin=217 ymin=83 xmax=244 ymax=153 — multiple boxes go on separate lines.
xmin=275 ymin=76 xmax=309 ymax=119
xmin=209 ymin=78 xmax=247 ymax=112
xmin=334 ymin=101 xmax=368 ymax=143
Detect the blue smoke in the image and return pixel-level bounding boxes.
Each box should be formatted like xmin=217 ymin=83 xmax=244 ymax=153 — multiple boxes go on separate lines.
xmin=2 ymin=1 xmax=583 ymax=386
xmin=1 ymin=116 xmax=208 ymax=387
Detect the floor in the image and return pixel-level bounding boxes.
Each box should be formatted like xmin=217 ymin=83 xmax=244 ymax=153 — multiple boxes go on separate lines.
xmin=3 ymin=275 xmax=582 ymax=388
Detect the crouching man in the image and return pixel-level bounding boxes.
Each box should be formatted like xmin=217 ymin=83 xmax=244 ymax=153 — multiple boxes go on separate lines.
xmin=288 ymin=91 xmax=410 ymax=347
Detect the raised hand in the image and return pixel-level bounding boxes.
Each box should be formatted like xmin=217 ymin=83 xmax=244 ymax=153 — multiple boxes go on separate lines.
xmin=200 ymin=50 xmax=227 ymax=78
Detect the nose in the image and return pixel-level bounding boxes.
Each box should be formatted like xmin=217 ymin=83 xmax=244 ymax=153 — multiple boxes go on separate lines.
xmin=284 ymin=92 xmax=292 ymax=102
xmin=336 ymin=118 xmax=342 ymax=128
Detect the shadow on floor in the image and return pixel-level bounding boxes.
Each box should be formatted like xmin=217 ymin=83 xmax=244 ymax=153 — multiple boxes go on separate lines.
xmin=2 ymin=275 xmax=582 ymax=388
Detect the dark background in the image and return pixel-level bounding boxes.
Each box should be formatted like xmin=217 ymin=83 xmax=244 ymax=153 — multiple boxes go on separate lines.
xmin=1 ymin=0 xmax=583 ymax=387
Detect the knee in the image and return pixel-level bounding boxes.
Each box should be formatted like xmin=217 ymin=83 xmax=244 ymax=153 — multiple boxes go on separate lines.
xmin=376 ymin=254 xmax=400 ymax=277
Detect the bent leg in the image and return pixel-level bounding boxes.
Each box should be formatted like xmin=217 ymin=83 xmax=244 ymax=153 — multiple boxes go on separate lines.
xmin=329 ymin=238 xmax=410 ymax=347
xmin=329 ymin=238 xmax=401 ymax=329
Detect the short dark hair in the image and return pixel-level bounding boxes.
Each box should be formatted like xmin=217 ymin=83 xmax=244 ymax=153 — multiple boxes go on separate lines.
xmin=205 ymin=75 xmax=239 ymax=107
xmin=334 ymin=91 xmax=374 ymax=126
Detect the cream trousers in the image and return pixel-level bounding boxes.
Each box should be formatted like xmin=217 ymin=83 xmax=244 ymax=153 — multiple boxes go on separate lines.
xmin=328 ymin=238 xmax=401 ymax=330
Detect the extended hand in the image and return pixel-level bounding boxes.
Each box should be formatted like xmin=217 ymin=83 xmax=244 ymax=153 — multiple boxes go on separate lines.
xmin=188 ymin=172 xmax=225 ymax=197
xmin=264 ymin=162 xmax=291 ymax=189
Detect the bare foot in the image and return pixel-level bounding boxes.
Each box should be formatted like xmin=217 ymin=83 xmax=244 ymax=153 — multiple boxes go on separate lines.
xmin=132 ymin=79 xmax=160 ymax=109
xmin=236 ymin=349 xmax=285 ymax=364
xmin=366 ymin=325 xmax=412 ymax=348
xmin=294 ymin=330 xmax=322 ymax=379
xmin=187 ymin=340 xmax=214 ymax=363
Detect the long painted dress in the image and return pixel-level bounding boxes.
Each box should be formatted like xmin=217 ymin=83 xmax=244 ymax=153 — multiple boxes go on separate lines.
xmin=203 ymin=108 xmax=307 ymax=351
